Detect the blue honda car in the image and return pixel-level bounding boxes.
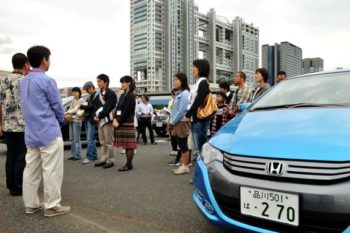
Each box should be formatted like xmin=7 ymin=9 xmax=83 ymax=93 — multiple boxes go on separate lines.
xmin=193 ymin=69 xmax=350 ymax=233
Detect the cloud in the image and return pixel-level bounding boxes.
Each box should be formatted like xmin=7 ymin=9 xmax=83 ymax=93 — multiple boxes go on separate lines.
xmin=0 ymin=47 xmax=15 ymax=54
xmin=0 ymin=0 xmax=349 ymax=87
xmin=0 ymin=36 xmax=15 ymax=55
xmin=0 ymin=36 xmax=12 ymax=45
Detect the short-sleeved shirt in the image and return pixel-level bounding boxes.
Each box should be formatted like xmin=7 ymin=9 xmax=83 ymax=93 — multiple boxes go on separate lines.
xmin=0 ymin=72 xmax=25 ymax=132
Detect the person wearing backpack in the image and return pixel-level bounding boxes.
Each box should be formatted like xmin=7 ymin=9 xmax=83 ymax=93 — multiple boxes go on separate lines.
xmin=80 ymin=81 xmax=99 ymax=164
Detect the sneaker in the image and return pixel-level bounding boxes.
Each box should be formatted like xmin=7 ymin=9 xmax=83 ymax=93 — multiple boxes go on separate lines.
xmin=121 ymin=149 xmax=126 ymax=154
xmin=72 ymin=157 xmax=81 ymax=161
xmin=151 ymin=142 xmax=157 ymax=145
xmin=67 ymin=157 xmax=75 ymax=161
xmin=168 ymin=160 xmax=181 ymax=166
xmin=44 ymin=206 xmax=71 ymax=218
xmin=134 ymin=149 xmax=137 ymax=154
xmin=173 ymin=165 xmax=190 ymax=175
xmin=26 ymin=203 xmax=45 ymax=214
xmin=81 ymin=159 xmax=91 ymax=164
xmin=169 ymin=151 xmax=177 ymax=156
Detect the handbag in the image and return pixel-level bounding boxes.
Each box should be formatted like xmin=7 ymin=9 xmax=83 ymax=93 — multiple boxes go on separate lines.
xmin=171 ymin=122 xmax=191 ymax=138
xmin=76 ymin=102 xmax=87 ymax=120
xmin=64 ymin=113 xmax=74 ymax=123
xmin=197 ymin=93 xmax=218 ymax=120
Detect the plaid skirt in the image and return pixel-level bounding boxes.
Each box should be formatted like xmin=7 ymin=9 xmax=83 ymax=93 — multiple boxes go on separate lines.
xmin=114 ymin=121 xmax=137 ymax=149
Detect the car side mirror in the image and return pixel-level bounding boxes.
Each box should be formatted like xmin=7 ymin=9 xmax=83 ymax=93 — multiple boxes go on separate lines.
xmin=240 ymin=103 xmax=252 ymax=112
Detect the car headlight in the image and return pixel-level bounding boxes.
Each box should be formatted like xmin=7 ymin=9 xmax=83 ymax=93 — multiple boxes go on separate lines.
xmin=201 ymin=143 xmax=223 ymax=165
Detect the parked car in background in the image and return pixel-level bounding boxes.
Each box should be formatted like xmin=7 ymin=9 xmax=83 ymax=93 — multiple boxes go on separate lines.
xmin=151 ymin=108 xmax=171 ymax=137
xmin=0 ymin=95 xmax=99 ymax=145
xmin=193 ymin=69 xmax=350 ymax=233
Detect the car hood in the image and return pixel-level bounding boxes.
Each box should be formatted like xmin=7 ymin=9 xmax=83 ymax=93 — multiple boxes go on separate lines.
xmin=210 ymin=108 xmax=350 ymax=162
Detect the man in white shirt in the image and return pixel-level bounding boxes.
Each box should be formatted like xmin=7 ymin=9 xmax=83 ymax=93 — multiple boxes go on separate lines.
xmin=137 ymin=95 xmax=157 ymax=145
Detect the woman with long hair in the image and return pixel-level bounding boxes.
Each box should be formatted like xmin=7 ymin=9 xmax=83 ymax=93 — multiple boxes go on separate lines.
xmin=184 ymin=59 xmax=211 ymax=157
xmin=113 ymin=76 xmax=137 ymax=171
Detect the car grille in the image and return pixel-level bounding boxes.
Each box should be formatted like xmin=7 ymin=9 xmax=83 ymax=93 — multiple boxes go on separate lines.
xmin=213 ymin=191 xmax=349 ymax=233
xmin=223 ymin=153 xmax=350 ymax=184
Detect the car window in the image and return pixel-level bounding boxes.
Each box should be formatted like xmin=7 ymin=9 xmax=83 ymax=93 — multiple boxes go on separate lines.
xmin=252 ymin=72 xmax=350 ymax=109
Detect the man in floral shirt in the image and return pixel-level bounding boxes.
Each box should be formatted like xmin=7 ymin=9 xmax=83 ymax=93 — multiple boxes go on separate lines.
xmin=0 ymin=53 xmax=30 ymax=196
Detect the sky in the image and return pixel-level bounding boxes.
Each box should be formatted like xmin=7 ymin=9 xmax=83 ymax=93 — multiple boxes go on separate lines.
xmin=0 ymin=0 xmax=349 ymax=88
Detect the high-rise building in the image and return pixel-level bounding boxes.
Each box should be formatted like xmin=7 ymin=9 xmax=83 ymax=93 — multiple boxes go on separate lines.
xmin=198 ymin=12 xmax=259 ymax=88
xmin=130 ymin=0 xmax=259 ymax=94
xmin=302 ymin=57 xmax=324 ymax=74
xmin=262 ymin=42 xmax=302 ymax=85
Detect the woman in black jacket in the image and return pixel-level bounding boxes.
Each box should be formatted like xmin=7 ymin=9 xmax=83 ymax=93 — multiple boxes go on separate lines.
xmin=113 ymin=76 xmax=137 ymax=171
xmin=184 ymin=59 xmax=211 ymax=157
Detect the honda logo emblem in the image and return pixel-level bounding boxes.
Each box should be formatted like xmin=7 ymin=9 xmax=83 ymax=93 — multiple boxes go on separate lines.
xmin=266 ymin=161 xmax=285 ymax=176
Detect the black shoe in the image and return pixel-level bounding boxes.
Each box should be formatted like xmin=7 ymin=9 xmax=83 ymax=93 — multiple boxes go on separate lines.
xmin=118 ymin=164 xmax=133 ymax=172
xmin=94 ymin=161 xmax=106 ymax=167
xmin=103 ymin=161 xmax=114 ymax=169
xmin=68 ymin=157 xmax=75 ymax=160
xmin=168 ymin=160 xmax=181 ymax=166
xmin=151 ymin=142 xmax=157 ymax=145
xmin=143 ymin=142 xmax=147 ymax=145
xmin=9 ymin=190 xmax=22 ymax=196
xmin=72 ymin=157 xmax=81 ymax=161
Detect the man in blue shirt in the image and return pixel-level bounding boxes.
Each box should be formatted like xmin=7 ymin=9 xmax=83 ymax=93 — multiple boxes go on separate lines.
xmin=19 ymin=46 xmax=71 ymax=217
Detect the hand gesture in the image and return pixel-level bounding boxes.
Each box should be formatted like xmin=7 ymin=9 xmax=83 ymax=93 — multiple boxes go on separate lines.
xmin=113 ymin=119 xmax=119 ymax=128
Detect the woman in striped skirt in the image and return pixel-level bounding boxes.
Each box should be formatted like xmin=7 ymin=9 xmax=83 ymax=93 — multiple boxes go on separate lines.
xmin=113 ymin=76 xmax=137 ymax=171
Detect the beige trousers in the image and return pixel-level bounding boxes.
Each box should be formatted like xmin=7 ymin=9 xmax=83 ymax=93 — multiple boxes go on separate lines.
xmin=23 ymin=137 xmax=64 ymax=209
xmin=98 ymin=123 xmax=115 ymax=162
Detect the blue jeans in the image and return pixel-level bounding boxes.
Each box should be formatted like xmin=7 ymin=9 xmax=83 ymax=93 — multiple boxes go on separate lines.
xmin=69 ymin=122 xmax=82 ymax=159
xmin=192 ymin=120 xmax=210 ymax=156
xmin=85 ymin=120 xmax=97 ymax=160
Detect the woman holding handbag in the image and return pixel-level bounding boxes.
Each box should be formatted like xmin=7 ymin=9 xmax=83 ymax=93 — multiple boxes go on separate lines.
xmin=168 ymin=73 xmax=191 ymax=175
xmin=65 ymin=87 xmax=85 ymax=161
xmin=184 ymin=59 xmax=212 ymax=157
xmin=113 ymin=76 xmax=137 ymax=171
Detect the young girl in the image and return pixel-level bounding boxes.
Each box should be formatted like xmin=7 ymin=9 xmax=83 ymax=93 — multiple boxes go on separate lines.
xmin=210 ymin=92 xmax=229 ymax=136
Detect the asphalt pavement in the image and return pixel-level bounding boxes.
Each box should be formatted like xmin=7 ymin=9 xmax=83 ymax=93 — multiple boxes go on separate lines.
xmin=0 ymin=137 xmax=232 ymax=233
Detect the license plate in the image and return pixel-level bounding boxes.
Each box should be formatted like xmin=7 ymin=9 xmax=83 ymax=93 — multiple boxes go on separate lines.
xmin=240 ymin=186 xmax=299 ymax=226
xmin=156 ymin=122 xmax=163 ymax=127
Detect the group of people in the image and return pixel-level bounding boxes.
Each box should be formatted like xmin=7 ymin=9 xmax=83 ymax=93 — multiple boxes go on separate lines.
xmin=166 ymin=63 xmax=287 ymax=173
xmin=0 ymin=46 xmax=71 ymax=217
xmin=0 ymin=44 xmax=287 ymax=218
xmin=0 ymin=46 xmax=140 ymax=218
xmin=64 ymin=87 xmax=159 ymax=167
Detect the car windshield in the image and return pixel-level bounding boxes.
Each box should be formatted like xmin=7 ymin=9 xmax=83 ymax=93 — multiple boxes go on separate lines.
xmin=62 ymin=96 xmax=74 ymax=106
xmin=251 ymin=71 xmax=350 ymax=110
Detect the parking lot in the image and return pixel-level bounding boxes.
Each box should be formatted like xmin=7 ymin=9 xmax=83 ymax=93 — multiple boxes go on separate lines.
xmin=0 ymin=137 xmax=232 ymax=233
